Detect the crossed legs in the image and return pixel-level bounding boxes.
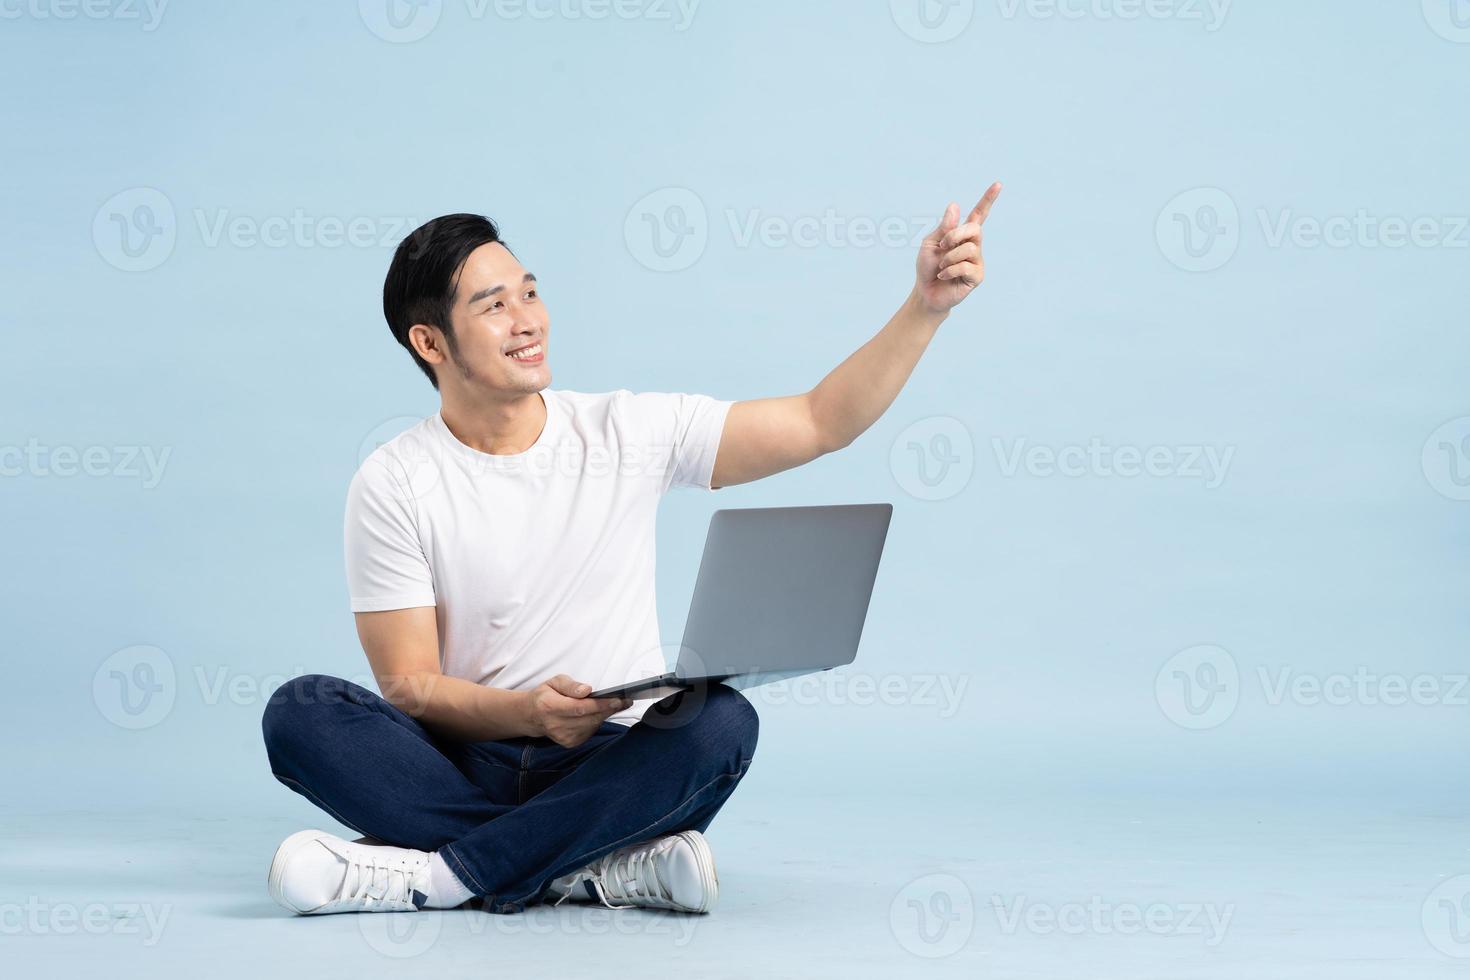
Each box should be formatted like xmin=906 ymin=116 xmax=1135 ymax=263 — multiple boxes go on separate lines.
xmin=261 ymin=674 xmax=758 ymax=913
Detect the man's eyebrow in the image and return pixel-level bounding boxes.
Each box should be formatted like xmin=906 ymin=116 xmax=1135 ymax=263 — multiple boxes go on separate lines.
xmin=464 ymin=273 xmax=537 ymax=307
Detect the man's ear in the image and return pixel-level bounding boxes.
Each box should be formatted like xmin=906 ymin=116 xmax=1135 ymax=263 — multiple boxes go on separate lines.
xmin=408 ymin=323 xmax=448 ymax=368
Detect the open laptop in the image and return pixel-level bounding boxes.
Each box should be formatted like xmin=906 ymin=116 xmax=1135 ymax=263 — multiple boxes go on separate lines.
xmin=591 ymin=503 xmax=893 ymax=701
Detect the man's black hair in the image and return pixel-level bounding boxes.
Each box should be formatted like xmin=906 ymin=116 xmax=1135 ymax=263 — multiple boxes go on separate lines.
xmin=382 ymin=213 xmax=508 ymax=389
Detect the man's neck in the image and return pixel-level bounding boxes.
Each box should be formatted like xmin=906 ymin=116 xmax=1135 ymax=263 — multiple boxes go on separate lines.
xmin=439 ymin=388 xmax=548 ymax=455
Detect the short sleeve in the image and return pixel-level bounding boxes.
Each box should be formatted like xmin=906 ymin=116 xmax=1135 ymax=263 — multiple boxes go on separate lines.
xmin=344 ymin=456 xmax=437 ymax=612
xmin=618 ymin=390 xmax=733 ymax=493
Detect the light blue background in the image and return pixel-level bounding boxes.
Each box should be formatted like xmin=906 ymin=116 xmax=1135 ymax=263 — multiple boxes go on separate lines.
xmin=3 ymin=2 xmax=1468 ymax=976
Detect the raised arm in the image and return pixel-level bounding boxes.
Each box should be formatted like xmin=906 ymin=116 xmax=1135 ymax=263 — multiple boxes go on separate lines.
xmin=710 ymin=182 xmax=1001 ymax=489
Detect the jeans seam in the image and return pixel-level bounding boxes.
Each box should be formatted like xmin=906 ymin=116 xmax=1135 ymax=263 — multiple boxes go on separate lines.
xmin=451 ymin=749 xmax=519 ymax=793
xmin=518 ymin=743 xmax=533 ymax=805
xmin=272 ymin=773 xmax=368 ymax=840
xmin=440 ymin=843 xmax=487 ymax=895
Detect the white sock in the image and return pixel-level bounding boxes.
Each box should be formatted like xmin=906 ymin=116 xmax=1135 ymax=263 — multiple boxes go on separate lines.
xmin=423 ymin=852 xmax=475 ymax=909
xmin=546 ymin=869 xmax=578 ymax=898
xmin=547 ymin=862 xmax=598 ymax=902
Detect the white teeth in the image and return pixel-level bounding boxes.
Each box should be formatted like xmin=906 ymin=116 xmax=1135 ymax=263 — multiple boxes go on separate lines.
xmin=509 ymin=343 xmax=542 ymax=360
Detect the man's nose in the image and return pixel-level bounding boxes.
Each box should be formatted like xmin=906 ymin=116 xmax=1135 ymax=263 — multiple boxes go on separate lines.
xmin=511 ymin=305 xmax=545 ymax=333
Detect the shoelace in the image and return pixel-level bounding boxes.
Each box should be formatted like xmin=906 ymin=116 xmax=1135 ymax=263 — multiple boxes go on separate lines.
xmin=334 ymin=852 xmax=418 ymax=909
xmin=593 ymin=843 xmax=669 ymax=909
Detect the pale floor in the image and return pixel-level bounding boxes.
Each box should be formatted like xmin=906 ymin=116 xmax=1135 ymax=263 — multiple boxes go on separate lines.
xmin=5 ymin=787 xmax=1468 ymax=978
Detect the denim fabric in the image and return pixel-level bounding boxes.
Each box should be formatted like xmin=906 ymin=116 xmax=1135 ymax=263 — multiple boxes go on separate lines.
xmin=261 ymin=674 xmax=758 ymax=912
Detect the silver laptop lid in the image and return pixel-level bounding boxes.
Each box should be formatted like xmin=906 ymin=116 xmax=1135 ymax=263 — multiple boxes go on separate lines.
xmin=674 ymin=503 xmax=893 ymax=680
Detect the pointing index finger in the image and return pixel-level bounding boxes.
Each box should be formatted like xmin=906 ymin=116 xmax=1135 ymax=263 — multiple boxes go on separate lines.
xmin=968 ymin=181 xmax=1003 ymax=225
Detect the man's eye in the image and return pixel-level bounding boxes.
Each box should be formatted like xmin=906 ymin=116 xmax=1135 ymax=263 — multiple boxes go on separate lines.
xmin=525 ymin=289 xmax=538 ymax=301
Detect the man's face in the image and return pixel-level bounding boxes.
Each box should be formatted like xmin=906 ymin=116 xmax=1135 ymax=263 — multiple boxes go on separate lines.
xmin=436 ymin=242 xmax=550 ymax=395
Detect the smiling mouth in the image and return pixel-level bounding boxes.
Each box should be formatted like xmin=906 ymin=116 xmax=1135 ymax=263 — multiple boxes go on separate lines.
xmin=506 ymin=342 xmax=544 ymax=362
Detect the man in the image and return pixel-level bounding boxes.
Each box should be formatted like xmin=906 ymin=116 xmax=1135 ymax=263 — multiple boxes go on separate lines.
xmin=260 ymin=182 xmax=1001 ymax=917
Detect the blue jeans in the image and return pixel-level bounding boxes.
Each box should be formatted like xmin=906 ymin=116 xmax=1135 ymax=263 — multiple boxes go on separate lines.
xmin=260 ymin=674 xmax=758 ymax=913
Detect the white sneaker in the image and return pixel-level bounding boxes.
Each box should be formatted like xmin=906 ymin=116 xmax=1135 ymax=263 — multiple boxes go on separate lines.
xmin=268 ymin=829 xmax=432 ymax=914
xmin=549 ymin=831 xmax=718 ymax=914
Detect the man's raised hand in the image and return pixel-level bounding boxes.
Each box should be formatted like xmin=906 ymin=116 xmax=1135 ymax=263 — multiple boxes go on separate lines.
xmin=915 ymin=181 xmax=1002 ymax=315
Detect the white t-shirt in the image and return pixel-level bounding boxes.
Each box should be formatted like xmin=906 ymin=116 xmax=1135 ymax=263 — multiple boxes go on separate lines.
xmin=344 ymin=388 xmax=733 ymax=726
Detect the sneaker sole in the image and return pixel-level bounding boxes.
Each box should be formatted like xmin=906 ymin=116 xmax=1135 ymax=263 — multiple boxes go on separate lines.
xmin=267 ymin=829 xmax=333 ymax=914
xmin=674 ymin=830 xmax=718 ymax=914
